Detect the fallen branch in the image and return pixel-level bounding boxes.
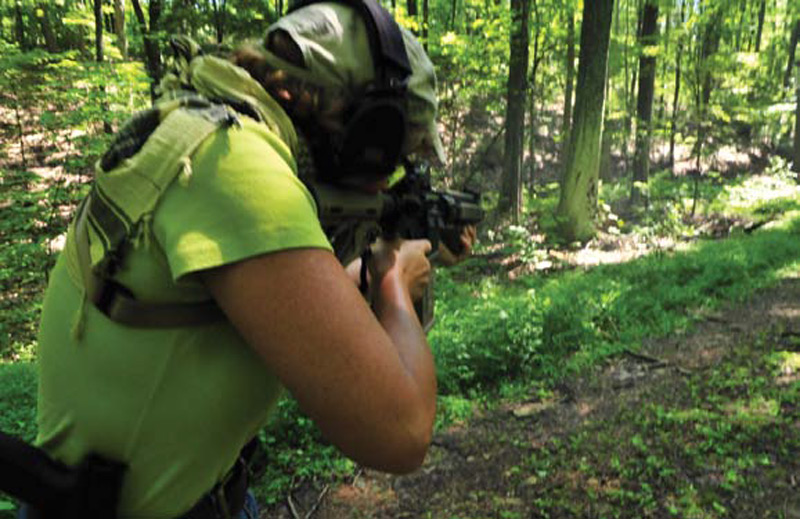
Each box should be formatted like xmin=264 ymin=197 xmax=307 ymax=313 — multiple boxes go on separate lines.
xmin=623 ymin=349 xmax=664 ymax=364
xmin=304 ymin=485 xmax=329 ymax=519
xmin=623 ymin=349 xmax=692 ymax=376
xmin=287 ymin=492 xmax=301 ymax=519
xmin=286 ymin=482 xmax=331 ymax=519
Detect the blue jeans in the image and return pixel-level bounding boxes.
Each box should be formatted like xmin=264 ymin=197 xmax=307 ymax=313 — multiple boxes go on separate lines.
xmin=18 ymin=490 xmax=259 ymax=519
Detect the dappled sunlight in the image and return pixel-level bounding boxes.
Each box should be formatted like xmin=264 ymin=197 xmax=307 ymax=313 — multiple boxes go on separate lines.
xmin=46 ymin=233 xmax=67 ymax=254
xmin=724 ymin=174 xmax=800 ymax=211
xmin=767 ymin=304 xmax=800 ymax=320
xmin=769 ymin=351 xmax=800 ymax=386
xmin=722 ymin=397 xmax=779 ymax=424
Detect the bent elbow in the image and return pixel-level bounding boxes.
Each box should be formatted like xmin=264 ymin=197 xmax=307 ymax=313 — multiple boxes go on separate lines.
xmin=371 ymin=406 xmax=435 ymax=475
xmin=375 ymin=428 xmax=432 ymax=475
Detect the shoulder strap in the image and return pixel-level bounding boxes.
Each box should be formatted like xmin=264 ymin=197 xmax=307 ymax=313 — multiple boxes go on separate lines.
xmin=76 ymin=104 xmax=237 ymax=328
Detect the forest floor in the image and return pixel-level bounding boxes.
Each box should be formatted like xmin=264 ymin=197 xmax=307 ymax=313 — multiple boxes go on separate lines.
xmin=267 ymin=275 xmax=800 ymax=519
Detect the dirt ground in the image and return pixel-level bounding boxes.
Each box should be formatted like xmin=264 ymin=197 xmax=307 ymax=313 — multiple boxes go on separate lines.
xmin=267 ymin=275 xmax=800 ymax=519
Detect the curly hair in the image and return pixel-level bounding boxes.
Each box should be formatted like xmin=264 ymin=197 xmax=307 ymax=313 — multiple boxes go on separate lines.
xmin=230 ymin=32 xmax=346 ymax=136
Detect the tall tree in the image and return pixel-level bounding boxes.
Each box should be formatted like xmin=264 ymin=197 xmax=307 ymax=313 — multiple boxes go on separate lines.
xmin=701 ymin=9 xmax=722 ymax=107
xmin=631 ymin=0 xmax=658 ymax=206
xmin=94 ymin=0 xmax=103 ymax=62
xmin=735 ymin=0 xmax=747 ymax=51
xmin=131 ymin=0 xmax=163 ymax=95
xmin=498 ymin=0 xmax=531 ymax=220
xmin=669 ymin=0 xmax=686 ymax=168
xmin=755 ymin=0 xmax=766 ymax=52
xmin=556 ymin=0 xmax=614 ymax=242
xmin=37 ymin=2 xmax=57 ymax=52
xmin=14 ymin=0 xmax=27 ymax=50
xmin=422 ymin=0 xmax=428 ymax=50
xmin=210 ymin=0 xmax=227 ymax=44
xmin=693 ymin=5 xmax=723 ymax=170
xmin=561 ymin=2 xmax=576 ymax=162
xmin=794 ymin=61 xmax=800 ymax=175
xmin=114 ymin=0 xmax=127 ymax=59
xmin=527 ymin=0 xmax=546 ymax=189
xmin=785 ymin=20 xmax=800 ymax=88
xmin=407 ymin=0 xmax=417 ymax=17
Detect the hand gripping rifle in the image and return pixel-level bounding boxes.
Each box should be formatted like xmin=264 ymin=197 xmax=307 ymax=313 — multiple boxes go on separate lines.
xmin=306 ymin=162 xmax=484 ymax=331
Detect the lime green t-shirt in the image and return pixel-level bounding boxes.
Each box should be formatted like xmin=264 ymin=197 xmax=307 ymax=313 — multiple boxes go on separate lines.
xmin=35 ymin=115 xmax=332 ymax=518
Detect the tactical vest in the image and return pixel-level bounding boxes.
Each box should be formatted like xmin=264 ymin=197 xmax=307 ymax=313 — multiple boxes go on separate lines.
xmin=75 ymin=95 xmax=239 ymax=328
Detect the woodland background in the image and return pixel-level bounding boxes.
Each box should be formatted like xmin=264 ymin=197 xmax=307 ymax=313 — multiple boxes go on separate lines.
xmin=2 ymin=0 xmax=800 ymax=517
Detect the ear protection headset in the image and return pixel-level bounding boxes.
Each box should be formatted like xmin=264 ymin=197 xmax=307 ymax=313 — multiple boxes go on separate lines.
xmin=287 ymin=0 xmax=413 ymax=184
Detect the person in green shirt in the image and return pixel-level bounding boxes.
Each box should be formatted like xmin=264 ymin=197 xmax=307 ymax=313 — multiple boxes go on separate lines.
xmin=27 ymin=1 xmax=473 ymax=518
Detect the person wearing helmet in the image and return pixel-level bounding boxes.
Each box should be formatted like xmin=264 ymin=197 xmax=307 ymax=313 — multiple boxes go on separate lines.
xmin=28 ymin=1 xmax=467 ymax=518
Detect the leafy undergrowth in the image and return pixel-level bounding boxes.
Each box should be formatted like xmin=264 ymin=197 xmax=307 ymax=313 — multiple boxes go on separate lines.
xmin=431 ymin=211 xmax=800 ymax=395
xmin=1 ymin=46 xmax=148 ymax=360
xmin=515 ymin=337 xmax=800 ymax=519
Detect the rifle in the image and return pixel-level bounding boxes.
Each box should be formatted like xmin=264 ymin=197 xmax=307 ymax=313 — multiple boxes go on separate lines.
xmin=306 ymin=162 xmax=484 ymax=331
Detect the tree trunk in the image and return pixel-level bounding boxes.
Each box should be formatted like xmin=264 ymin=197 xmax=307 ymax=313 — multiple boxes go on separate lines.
xmin=701 ymin=9 xmax=722 ymax=108
xmin=94 ymin=0 xmax=103 ymax=62
xmin=528 ymin=2 xmax=541 ymax=190
xmin=631 ymin=0 xmax=658 ymax=206
xmin=694 ymin=7 xmax=722 ymax=173
xmin=561 ymin=5 xmax=575 ymax=162
xmin=794 ymin=63 xmax=800 ymax=175
xmin=114 ymin=0 xmax=127 ymax=59
xmin=406 ymin=0 xmax=417 ymax=17
xmin=669 ymin=0 xmax=685 ymax=169
xmin=628 ymin=0 xmax=643 ymax=133
xmin=422 ymin=0 xmax=429 ymax=50
xmin=735 ymin=0 xmax=746 ymax=51
xmin=210 ymin=0 xmax=226 ymax=44
xmin=657 ymin=6 xmax=670 ymax=122
xmin=14 ymin=0 xmax=27 ymax=50
xmin=37 ymin=2 xmax=58 ymax=52
xmin=498 ymin=0 xmax=531 ymax=221
xmin=556 ymin=0 xmax=614 ymax=243
xmin=131 ymin=0 xmax=163 ymax=96
xmin=755 ymin=0 xmax=766 ymax=52
xmin=599 ymin=73 xmax=612 ymax=181
xmin=785 ymin=20 xmax=800 ymax=88
xmin=622 ymin=0 xmax=631 ymax=169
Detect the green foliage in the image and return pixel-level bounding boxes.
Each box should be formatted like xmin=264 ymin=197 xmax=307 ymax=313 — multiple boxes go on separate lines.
xmin=518 ymin=328 xmax=800 ymax=518
xmin=0 ymin=52 xmax=148 ymax=359
xmin=0 ymin=363 xmax=37 ymax=442
xmin=431 ymin=210 xmax=800 ymax=394
xmin=253 ymin=398 xmax=355 ymax=506
xmin=0 ymin=363 xmax=36 ymax=516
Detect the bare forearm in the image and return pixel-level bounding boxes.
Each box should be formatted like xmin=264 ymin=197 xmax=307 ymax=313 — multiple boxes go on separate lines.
xmin=371 ymin=273 xmax=437 ymax=433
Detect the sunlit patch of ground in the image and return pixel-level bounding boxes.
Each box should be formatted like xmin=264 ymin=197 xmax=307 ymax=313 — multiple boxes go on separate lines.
xmin=653 ymin=142 xmax=768 ymax=177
